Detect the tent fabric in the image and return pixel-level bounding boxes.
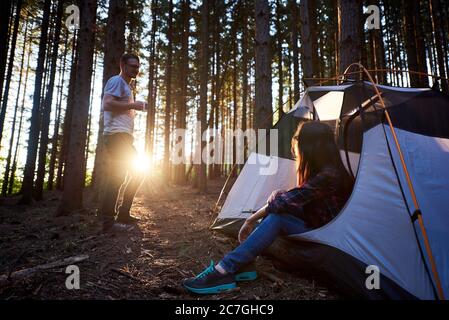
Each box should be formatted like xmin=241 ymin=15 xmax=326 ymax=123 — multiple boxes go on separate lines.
xmin=385 ymin=127 xmax=449 ymax=298
xmin=264 ymin=238 xmax=418 ymax=300
xmin=294 ymin=124 xmax=436 ymax=299
xmin=216 ymin=153 xmax=297 ymax=222
xmin=212 ymin=81 xmax=449 ymax=299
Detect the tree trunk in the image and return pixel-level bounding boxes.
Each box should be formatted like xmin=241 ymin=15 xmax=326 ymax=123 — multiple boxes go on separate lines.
xmin=35 ymin=0 xmax=65 ymax=200
xmin=56 ymin=30 xmax=79 ymax=190
xmin=0 ymin=0 xmax=13 ymax=110
xmin=254 ymin=0 xmax=272 ymax=131
xmin=241 ymin=0 xmax=248 ymax=160
xmin=8 ymin=32 xmax=31 ymax=195
xmin=91 ymin=0 xmax=126 ymax=195
xmin=164 ymin=0 xmax=174 ymax=183
xmin=0 ymin=0 xmax=23 ymax=149
xmin=290 ymin=0 xmax=300 ymax=103
xmin=403 ymin=0 xmax=420 ymax=86
xmin=84 ymin=50 xmax=97 ymax=184
xmin=413 ymin=0 xmax=429 ymax=87
xmin=198 ymin=0 xmax=209 ymax=193
xmin=145 ymin=0 xmax=158 ymax=162
xmin=276 ymin=0 xmax=284 ymax=116
xmin=213 ymin=0 xmax=226 ymax=178
xmin=58 ymin=0 xmax=97 ymax=215
xmin=209 ymin=0 xmax=216 ymax=179
xmin=299 ymin=0 xmax=319 ymax=82
xmin=366 ymin=0 xmax=387 ymax=84
xmin=48 ymin=32 xmax=69 ymax=190
xmin=19 ymin=0 xmax=51 ymax=204
xmin=2 ymin=17 xmax=27 ymax=196
xmin=429 ymin=0 xmax=449 ymax=92
xmin=287 ymin=49 xmax=293 ymax=109
xmin=175 ymin=0 xmax=189 ymax=184
xmin=232 ymin=8 xmax=238 ymax=178
xmin=337 ymin=0 xmax=363 ymax=75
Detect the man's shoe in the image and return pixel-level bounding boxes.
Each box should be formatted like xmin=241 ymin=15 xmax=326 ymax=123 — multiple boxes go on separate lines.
xmin=235 ymin=262 xmax=258 ymax=282
xmin=183 ymin=261 xmax=236 ymax=295
xmin=102 ymin=217 xmax=115 ymax=232
xmin=116 ymin=215 xmax=140 ymax=225
xmin=103 ymin=222 xmax=134 ymax=233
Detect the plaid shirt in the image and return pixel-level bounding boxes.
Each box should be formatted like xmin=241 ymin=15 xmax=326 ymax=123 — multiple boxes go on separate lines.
xmin=266 ymin=166 xmax=353 ymax=229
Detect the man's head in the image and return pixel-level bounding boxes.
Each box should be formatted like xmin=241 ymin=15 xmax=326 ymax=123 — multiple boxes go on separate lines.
xmin=120 ymin=53 xmax=140 ymax=79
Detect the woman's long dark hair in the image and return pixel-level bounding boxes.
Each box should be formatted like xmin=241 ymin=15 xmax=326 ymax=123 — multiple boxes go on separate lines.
xmin=291 ymin=121 xmax=353 ymax=186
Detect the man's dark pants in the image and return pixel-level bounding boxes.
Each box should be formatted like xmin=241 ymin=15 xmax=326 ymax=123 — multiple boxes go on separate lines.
xmin=100 ymin=133 xmax=144 ymax=227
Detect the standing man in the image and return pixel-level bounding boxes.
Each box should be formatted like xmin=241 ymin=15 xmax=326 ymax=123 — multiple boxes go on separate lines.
xmin=99 ymin=53 xmax=146 ymax=232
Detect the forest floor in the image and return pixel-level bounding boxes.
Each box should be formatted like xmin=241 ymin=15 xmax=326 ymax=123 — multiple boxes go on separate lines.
xmin=0 ymin=178 xmax=339 ymax=300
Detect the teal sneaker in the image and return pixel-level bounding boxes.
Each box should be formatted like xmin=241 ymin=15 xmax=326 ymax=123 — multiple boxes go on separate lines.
xmin=235 ymin=262 xmax=258 ymax=282
xmin=183 ymin=261 xmax=236 ymax=295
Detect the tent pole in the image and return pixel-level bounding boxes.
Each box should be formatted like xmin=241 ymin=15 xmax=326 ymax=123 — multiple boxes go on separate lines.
xmin=213 ymin=163 xmax=238 ymax=213
xmin=305 ymin=68 xmax=448 ymax=84
xmin=343 ymin=63 xmax=445 ymax=300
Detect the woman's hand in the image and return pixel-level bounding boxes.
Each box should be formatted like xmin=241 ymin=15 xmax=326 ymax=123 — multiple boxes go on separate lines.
xmin=238 ymin=204 xmax=268 ymax=243
xmin=238 ymin=219 xmax=256 ymax=243
xmin=268 ymin=189 xmax=286 ymax=203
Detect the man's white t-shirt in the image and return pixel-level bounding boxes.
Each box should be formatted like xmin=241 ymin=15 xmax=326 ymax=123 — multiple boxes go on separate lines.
xmin=102 ymin=75 xmax=136 ymax=135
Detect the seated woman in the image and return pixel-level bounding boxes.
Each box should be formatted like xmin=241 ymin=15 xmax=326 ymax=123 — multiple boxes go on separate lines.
xmin=183 ymin=121 xmax=354 ymax=294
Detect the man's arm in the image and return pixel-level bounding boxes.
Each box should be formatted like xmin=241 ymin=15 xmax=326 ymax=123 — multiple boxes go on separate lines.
xmin=103 ymin=94 xmax=144 ymax=112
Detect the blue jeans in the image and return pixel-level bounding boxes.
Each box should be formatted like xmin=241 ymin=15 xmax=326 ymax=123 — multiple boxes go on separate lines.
xmin=218 ymin=213 xmax=311 ymax=274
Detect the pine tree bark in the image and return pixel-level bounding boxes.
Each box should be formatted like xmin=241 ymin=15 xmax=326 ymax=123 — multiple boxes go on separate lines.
xmin=213 ymin=0 xmax=226 ymax=178
xmin=8 ymin=34 xmax=31 ymax=195
xmin=175 ymin=0 xmax=189 ymax=184
xmin=198 ymin=0 xmax=209 ymax=193
xmin=48 ymin=33 xmax=69 ymax=190
xmin=56 ymin=31 xmax=79 ymax=190
xmin=429 ymin=0 xmax=449 ymax=92
xmin=276 ymin=0 xmax=284 ymax=116
xmin=337 ymin=0 xmax=363 ymax=75
xmin=0 ymin=0 xmax=13 ymax=109
xmin=232 ymin=7 xmax=238 ymax=177
xmin=290 ymin=0 xmax=300 ymax=102
xmin=84 ymin=50 xmax=97 ymax=183
xmin=35 ymin=0 xmax=65 ymax=200
xmin=299 ymin=0 xmax=319 ymax=82
xmin=0 ymin=0 xmax=23 ymax=148
xmin=164 ymin=0 xmax=174 ymax=183
xmin=19 ymin=0 xmax=51 ymax=204
xmin=145 ymin=0 xmax=158 ymax=161
xmin=91 ymin=0 xmax=126 ymax=196
xmin=241 ymin=1 xmax=248 ymax=156
xmin=254 ymin=0 xmax=272 ymax=132
xmin=403 ymin=0 xmax=424 ymax=87
xmin=2 ymin=17 xmax=27 ymax=196
xmin=366 ymin=0 xmax=387 ymax=84
xmin=58 ymin=0 xmax=97 ymax=215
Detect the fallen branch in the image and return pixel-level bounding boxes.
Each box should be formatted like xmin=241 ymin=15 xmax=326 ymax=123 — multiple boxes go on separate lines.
xmin=155 ymin=258 xmax=197 ymax=277
xmin=76 ymin=235 xmax=101 ymax=244
xmin=259 ymin=270 xmax=285 ymax=286
xmin=0 ymin=254 xmax=89 ymax=287
xmin=110 ymin=268 xmax=146 ymax=283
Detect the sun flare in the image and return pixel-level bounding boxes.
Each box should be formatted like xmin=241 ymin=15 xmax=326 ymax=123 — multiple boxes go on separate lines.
xmin=132 ymin=153 xmax=151 ymax=173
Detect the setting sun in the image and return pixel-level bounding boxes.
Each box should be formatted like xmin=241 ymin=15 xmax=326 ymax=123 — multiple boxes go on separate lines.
xmin=132 ymin=153 xmax=151 ymax=173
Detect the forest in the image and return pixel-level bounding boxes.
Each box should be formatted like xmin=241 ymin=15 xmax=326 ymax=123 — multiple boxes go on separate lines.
xmin=1 ymin=0 xmax=449 ymax=302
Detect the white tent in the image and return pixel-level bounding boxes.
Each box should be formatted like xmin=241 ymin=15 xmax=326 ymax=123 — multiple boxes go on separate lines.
xmin=212 ymin=81 xmax=449 ymax=299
